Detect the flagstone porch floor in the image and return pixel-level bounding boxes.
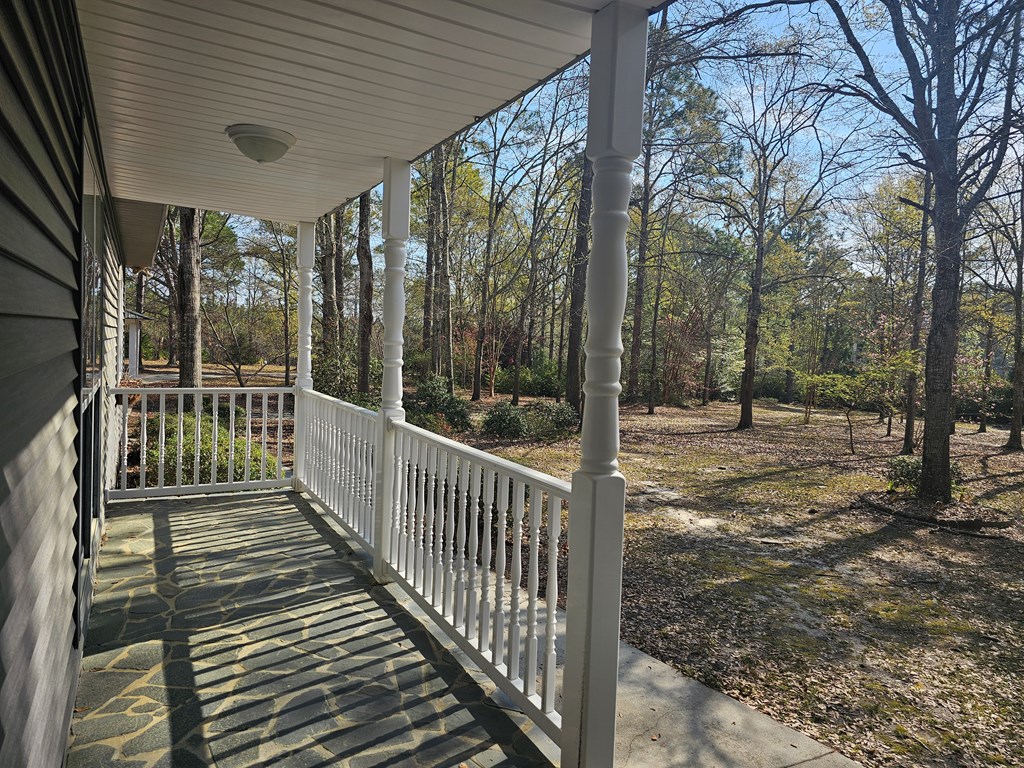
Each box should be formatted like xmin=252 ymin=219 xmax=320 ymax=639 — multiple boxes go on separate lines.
xmin=65 ymin=491 xmax=552 ymax=768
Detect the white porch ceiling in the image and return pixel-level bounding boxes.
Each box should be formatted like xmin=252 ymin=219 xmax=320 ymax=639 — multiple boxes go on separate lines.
xmin=78 ymin=0 xmax=664 ymax=223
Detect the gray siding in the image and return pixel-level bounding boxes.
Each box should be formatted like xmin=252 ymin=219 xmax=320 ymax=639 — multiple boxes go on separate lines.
xmin=0 ymin=1 xmax=97 ymax=765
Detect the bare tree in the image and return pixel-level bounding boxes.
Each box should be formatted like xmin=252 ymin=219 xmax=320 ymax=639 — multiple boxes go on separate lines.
xmin=566 ymin=156 xmax=593 ymax=414
xmin=808 ymin=0 xmax=1023 ymax=497
xmin=356 ymin=192 xmax=373 ymax=394
xmin=176 ymin=207 xmax=202 ymax=388
xmin=700 ymin=40 xmax=859 ymax=429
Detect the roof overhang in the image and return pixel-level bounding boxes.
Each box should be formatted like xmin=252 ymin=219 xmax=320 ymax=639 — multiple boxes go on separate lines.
xmin=78 ymin=0 xmax=665 ymax=223
xmin=113 ymin=197 xmax=167 ymax=269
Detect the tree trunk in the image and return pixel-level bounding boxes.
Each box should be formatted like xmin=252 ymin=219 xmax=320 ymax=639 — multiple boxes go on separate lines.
xmin=980 ymin=313 xmax=994 ymax=433
xmin=318 ymin=217 xmax=339 ymax=357
xmin=438 ymin=145 xmax=454 ymax=392
xmin=565 ymin=156 xmax=593 ymax=415
xmin=647 ymin=251 xmax=664 ymax=415
xmin=702 ymin=328 xmax=713 ymax=406
xmin=176 ymin=207 xmax=202 ymax=388
xmin=626 ymin=142 xmax=652 ymax=400
xmin=423 ymin=150 xmax=440 ymax=356
xmin=511 ymin=254 xmax=537 ymax=406
xmin=333 ymin=209 xmax=346 ymax=356
xmin=920 ymin=170 xmax=963 ymax=500
xmin=902 ymin=172 xmax=932 ymax=454
xmin=356 ymin=192 xmax=373 ymax=394
xmin=1008 ymin=294 xmax=1024 ymax=450
xmin=737 ymin=241 xmax=766 ymax=430
xmin=281 ymin=245 xmax=291 ymax=388
xmin=134 ymin=271 xmax=146 ymax=372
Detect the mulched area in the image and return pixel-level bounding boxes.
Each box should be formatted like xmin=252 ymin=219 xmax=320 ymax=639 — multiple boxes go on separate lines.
xmin=468 ymin=401 xmax=1024 ymax=768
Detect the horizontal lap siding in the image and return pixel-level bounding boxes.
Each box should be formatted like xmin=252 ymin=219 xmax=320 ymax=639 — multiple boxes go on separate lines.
xmin=0 ymin=1 xmax=85 ymax=767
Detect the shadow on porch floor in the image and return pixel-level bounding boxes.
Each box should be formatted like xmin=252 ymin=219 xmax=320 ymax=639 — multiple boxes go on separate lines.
xmin=66 ymin=491 xmax=552 ymax=768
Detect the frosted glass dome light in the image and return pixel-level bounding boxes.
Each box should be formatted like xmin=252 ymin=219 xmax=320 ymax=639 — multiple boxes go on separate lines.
xmin=225 ymin=124 xmax=296 ymax=164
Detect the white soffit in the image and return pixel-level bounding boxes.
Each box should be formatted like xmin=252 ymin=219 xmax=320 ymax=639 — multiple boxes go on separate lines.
xmin=78 ymin=0 xmax=664 ymax=223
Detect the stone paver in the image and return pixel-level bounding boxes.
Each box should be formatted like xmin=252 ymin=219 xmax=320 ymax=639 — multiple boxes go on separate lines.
xmin=67 ymin=491 xmax=551 ymax=768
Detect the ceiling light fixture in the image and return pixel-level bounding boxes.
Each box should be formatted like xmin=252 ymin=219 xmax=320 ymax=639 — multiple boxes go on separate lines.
xmin=225 ymin=124 xmax=296 ymax=164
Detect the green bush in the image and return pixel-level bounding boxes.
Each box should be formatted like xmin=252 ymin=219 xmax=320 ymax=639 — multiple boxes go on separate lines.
xmin=493 ymin=355 xmax=562 ymax=398
xmin=481 ymin=402 xmax=529 ymax=439
xmin=405 ymin=375 xmax=471 ymax=433
xmin=885 ymin=456 xmax=966 ymax=496
xmin=144 ymin=413 xmax=276 ymax=486
xmin=524 ymin=401 xmax=578 ymax=437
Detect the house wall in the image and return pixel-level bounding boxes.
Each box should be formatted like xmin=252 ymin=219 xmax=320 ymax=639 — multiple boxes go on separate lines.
xmin=0 ymin=1 xmax=122 ymax=765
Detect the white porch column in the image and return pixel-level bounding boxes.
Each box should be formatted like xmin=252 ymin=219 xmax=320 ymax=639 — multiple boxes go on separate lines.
xmin=562 ymin=4 xmax=647 ymax=768
xmin=127 ymin=319 xmax=141 ymax=378
xmin=296 ymin=221 xmax=316 ymax=389
xmin=294 ymin=220 xmax=315 ymax=488
xmin=373 ymin=157 xmax=411 ymax=583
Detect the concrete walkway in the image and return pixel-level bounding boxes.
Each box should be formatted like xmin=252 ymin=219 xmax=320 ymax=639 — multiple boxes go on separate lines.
xmin=68 ymin=490 xmax=860 ymax=768
xmin=613 ymin=644 xmax=860 ymax=767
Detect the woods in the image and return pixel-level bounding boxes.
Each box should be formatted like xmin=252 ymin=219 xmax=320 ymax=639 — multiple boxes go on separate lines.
xmin=128 ymin=1 xmax=1024 ymax=505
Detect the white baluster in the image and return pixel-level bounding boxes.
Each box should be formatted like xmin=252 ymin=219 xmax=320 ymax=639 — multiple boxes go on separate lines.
xmin=493 ymin=473 xmax=509 ymax=666
xmin=193 ymin=393 xmax=201 ymax=485
xmin=423 ymin=444 xmax=437 ymax=599
xmin=509 ymin=479 xmax=525 ymax=681
xmin=454 ymin=456 xmax=470 ymax=628
xmin=244 ymin=392 xmax=253 ymax=482
xmin=466 ymin=463 xmax=481 ymax=640
xmin=157 ymin=393 xmax=166 ymax=489
xmin=139 ymin=393 xmax=147 ymax=490
xmin=211 ymin=393 xmax=219 ymax=484
xmin=443 ymin=451 xmax=457 ymax=617
xmin=479 ymin=468 xmax=495 ymax=652
xmin=432 ymin=449 xmax=448 ymax=607
xmin=119 ymin=396 xmax=129 ymax=492
xmin=543 ymin=494 xmax=562 ymax=713
xmin=261 ymin=392 xmax=269 ymax=481
xmin=276 ymin=393 xmax=284 ymax=480
xmin=414 ymin=439 xmax=428 ymax=589
xmin=398 ymin=431 xmax=411 ymax=574
xmin=176 ymin=393 xmax=184 ymax=487
xmin=228 ymin=393 xmax=236 ymax=483
xmin=525 ymin=487 xmax=541 ymax=696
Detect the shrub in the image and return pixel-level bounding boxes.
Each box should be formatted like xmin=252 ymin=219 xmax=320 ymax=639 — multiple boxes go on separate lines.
xmin=493 ymin=355 xmax=561 ymax=398
xmin=481 ymin=402 xmax=529 ymax=439
xmin=885 ymin=456 xmax=966 ymax=496
xmin=524 ymin=401 xmax=578 ymax=437
xmin=144 ymin=413 xmax=275 ymax=486
xmin=405 ymin=375 xmax=471 ymax=433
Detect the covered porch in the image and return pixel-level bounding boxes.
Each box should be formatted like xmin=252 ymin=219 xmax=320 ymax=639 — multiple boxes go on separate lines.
xmin=71 ymin=0 xmax=661 ymax=764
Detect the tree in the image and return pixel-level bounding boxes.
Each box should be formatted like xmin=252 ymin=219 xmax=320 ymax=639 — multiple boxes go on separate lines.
xmin=701 ymin=37 xmax=858 ymax=429
xmin=356 ymin=191 xmax=374 ymax=394
xmin=565 ymin=155 xmax=593 ymax=414
xmin=176 ymin=207 xmax=202 ymax=388
xmin=973 ymin=151 xmax=1024 ymax=449
xmin=810 ymin=0 xmax=1023 ymax=498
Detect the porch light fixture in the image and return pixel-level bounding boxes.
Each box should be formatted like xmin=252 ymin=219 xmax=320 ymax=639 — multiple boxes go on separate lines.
xmin=224 ymin=124 xmax=295 ymax=164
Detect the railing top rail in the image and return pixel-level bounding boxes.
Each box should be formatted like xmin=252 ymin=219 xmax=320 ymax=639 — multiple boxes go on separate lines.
xmin=302 ymin=388 xmax=377 ymax=419
xmin=392 ymin=418 xmax=572 ymax=497
xmin=112 ymin=386 xmax=294 ymax=395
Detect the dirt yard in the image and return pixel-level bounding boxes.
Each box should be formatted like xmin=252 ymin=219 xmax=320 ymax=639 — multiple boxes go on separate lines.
xmin=469 ymin=401 xmax=1024 ymax=768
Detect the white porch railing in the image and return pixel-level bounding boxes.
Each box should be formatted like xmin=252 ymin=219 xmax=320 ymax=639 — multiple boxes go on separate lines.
xmin=110 ymin=386 xmax=294 ymax=499
xmin=385 ymin=419 xmax=567 ymax=740
xmin=109 ymin=385 xmax=573 ymax=745
xmin=298 ymin=389 xmax=377 ymax=548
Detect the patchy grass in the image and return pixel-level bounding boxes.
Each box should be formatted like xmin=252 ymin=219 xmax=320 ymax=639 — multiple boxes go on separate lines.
xmin=465 ymin=400 xmax=1024 ymax=768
